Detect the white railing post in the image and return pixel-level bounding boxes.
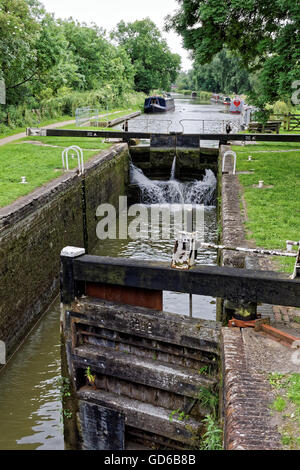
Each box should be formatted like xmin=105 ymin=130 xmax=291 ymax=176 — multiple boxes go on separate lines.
xmin=222 ymin=150 xmax=237 ymax=175
xmin=62 ymin=146 xmax=84 ymax=175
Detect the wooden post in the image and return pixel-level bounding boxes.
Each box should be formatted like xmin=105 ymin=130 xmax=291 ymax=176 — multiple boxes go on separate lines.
xmin=60 ymin=247 xmax=86 ymax=305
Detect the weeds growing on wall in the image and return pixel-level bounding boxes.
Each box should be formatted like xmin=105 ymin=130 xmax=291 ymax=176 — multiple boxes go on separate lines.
xmin=190 ymin=386 xmax=223 ymax=450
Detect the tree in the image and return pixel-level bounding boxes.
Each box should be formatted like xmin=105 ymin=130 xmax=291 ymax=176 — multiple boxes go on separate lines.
xmin=61 ymin=20 xmax=135 ymax=95
xmin=0 ymin=0 xmax=69 ymax=104
xmin=0 ymin=0 xmax=40 ymax=103
xmin=166 ymin=0 xmax=300 ymax=106
xmin=176 ymin=48 xmax=252 ymax=95
xmin=112 ymin=18 xmax=181 ymax=94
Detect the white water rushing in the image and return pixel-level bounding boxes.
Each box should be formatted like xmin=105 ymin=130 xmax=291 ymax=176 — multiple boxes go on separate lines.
xmin=130 ymin=160 xmax=217 ymax=206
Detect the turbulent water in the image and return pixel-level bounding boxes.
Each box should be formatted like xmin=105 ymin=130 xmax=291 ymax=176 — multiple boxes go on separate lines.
xmin=130 ymin=161 xmax=217 ymax=206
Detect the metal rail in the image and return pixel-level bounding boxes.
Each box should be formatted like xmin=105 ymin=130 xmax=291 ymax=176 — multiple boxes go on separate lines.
xmin=179 ymin=119 xmax=241 ymax=134
xmin=62 ymin=145 xmax=84 ymax=175
xmin=128 ymin=118 xmax=173 ymax=133
xmin=198 ymin=242 xmax=298 ymax=258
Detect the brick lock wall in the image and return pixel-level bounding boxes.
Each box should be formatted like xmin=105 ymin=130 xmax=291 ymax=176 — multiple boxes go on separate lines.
xmin=0 ymin=144 xmax=129 ymax=361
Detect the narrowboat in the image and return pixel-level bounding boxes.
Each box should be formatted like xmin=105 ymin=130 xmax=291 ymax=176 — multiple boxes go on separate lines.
xmin=223 ymin=96 xmax=231 ymax=105
xmin=229 ymin=97 xmax=244 ymax=114
xmin=211 ymin=93 xmax=219 ymax=102
xmin=144 ymin=96 xmax=175 ymax=113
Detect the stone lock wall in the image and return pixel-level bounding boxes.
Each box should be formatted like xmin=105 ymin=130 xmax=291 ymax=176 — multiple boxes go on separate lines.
xmin=0 ymin=144 xmax=129 ymax=363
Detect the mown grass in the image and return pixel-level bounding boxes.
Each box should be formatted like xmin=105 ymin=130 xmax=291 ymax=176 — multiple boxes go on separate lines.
xmin=236 ymin=141 xmax=300 ymax=151
xmin=232 ymin=142 xmax=300 ymax=273
xmin=0 ymin=106 xmax=136 ymax=207
xmin=94 ymin=107 xmax=140 ymax=119
xmin=269 ymin=373 xmax=300 ymax=450
xmin=57 ymin=124 xmax=121 ymax=132
xmin=0 ymin=137 xmax=111 ymax=207
xmin=22 ymin=134 xmax=115 ymax=149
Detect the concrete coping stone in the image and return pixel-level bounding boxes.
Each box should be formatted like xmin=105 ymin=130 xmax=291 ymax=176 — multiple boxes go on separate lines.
xmin=61 ymin=246 xmax=85 ymax=258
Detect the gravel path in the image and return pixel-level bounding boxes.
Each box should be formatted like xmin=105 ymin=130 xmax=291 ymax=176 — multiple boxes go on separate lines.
xmin=0 ymin=119 xmax=76 ymax=147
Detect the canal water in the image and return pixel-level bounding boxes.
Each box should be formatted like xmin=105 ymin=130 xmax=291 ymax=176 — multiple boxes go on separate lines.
xmin=0 ymin=95 xmax=241 ymax=450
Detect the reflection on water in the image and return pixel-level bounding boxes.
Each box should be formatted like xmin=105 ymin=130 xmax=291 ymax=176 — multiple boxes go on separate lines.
xmin=125 ymin=94 xmax=242 ymax=144
xmin=0 ymin=95 xmax=224 ymax=450
xmin=0 ymin=300 xmax=63 ymax=450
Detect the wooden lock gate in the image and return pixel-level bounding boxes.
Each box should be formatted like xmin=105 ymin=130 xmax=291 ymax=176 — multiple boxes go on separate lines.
xmin=60 ymin=247 xmax=300 ymax=450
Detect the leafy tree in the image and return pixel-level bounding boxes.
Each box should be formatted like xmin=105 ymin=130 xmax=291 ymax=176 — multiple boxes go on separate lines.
xmin=166 ymin=0 xmax=300 ymax=106
xmin=195 ymin=49 xmax=251 ymax=94
xmin=112 ymin=18 xmax=181 ymax=94
xmin=0 ymin=0 xmax=69 ymax=104
xmin=1 ymin=1 xmax=184 ymax=130
xmin=0 ymin=0 xmax=40 ymax=103
xmin=176 ymin=48 xmax=251 ymax=95
xmin=61 ymin=20 xmax=135 ymax=96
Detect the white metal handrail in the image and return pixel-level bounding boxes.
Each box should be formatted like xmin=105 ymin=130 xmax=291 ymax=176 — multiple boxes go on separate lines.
xmin=62 ymin=146 xmax=84 ymax=175
xmin=128 ymin=118 xmax=173 ymax=133
xmin=179 ymin=119 xmax=241 ymax=134
xmin=222 ymin=150 xmax=237 ymax=175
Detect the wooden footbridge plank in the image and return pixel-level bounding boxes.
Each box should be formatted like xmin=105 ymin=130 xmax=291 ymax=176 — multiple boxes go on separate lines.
xmin=28 ymin=127 xmax=300 ymax=144
xmin=62 ymin=254 xmax=300 ymax=308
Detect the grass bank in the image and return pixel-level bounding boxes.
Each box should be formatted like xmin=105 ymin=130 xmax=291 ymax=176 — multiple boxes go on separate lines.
xmin=0 ymin=134 xmax=112 ymax=208
xmin=0 ymin=104 xmax=141 ymax=208
xmin=269 ymin=372 xmax=300 ymax=450
xmin=232 ymin=142 xmax=300 ymax=273
xmin=0 ymin=106 xmax=140 ymax=140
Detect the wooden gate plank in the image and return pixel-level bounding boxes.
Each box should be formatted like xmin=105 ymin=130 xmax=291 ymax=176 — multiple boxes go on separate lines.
xmin=78 ymin=387 xmax=201 ymax=445
xmin=79 ymin=401 xmax=125 ymax=450
xmin=72 ymin=344 xmax=216 ymax=398
xmin=68 ymin=298 xmax=221 ymax=353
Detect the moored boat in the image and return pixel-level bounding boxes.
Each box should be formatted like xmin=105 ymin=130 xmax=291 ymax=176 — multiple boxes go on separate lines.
xmin=144 ymin=96 xmax=175 ymax=113
xmin=223 ymin=96 xmax=231 ymax=105
xmin=229 ymin=96 xmax=244 ymax=114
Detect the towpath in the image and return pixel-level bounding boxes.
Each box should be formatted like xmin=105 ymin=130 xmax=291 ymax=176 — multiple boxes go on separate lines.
xmin=0 ymin=119 xmax=76 ymax=147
